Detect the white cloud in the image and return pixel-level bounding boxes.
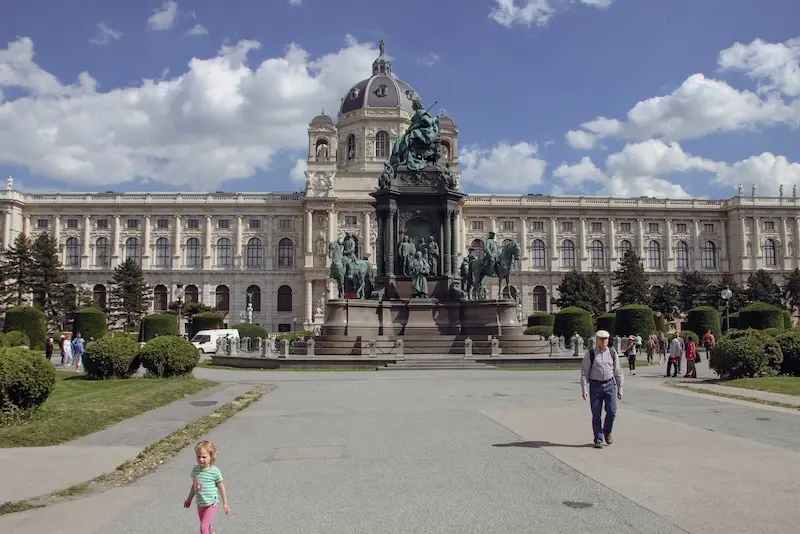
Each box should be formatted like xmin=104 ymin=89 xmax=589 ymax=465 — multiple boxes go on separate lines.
xmin=459 ymin=142 xmax=547 ymax=192
xmin=148 ymin=1 xmax=179 ymax=31
xmin=714 ymin=153 xmax=800 ymax=195
xmin=418 ymin=53 xmax=440 ymax=67
xmin=565 ymin=129 xmax=597 ymax=150
xmin=489 ymin=0 xmax=613 ymax=28
xmin=185 ymin=24 xmax=208 ymax=37
xmin=89 ymin=23 xmax=122 ymax=46
xmin=288 ymin=0 xmax=302 ymax=5
xmin=289 ymin=158 xmax=307 ymax=184
xmin=718 ymin=37 xmax=800 ymax=98
xmin=0 ymin=35 xmax=380 ymax=189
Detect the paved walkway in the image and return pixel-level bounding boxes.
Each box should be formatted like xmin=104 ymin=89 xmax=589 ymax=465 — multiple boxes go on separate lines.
xmin=2 ymin=363 xmax=800 ymax=533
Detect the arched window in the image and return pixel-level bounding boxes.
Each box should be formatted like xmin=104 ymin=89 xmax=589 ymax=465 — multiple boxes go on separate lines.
xmin=65 ymin=237 xmax=80 ymax=267
xmin=277 ymin=285 xmax=293 ymax=312
xmin=153 ymin=284 xmax=168 ymax=311
xmin=701 ymin=241 xmax=717 ymax=270
xmin=618 ymin=239 xmax=632 ymax=259
xmin=155 ymin=237 xmax=171 ymax=267
xmin=184 ymin=284 xmax=199 ymax=304
xmin=675 ymin=240 xmax=689 ymax=269
xmin=246 ymin=238 xmax=262 ymax=268
xmin=346 ymin=134 xmax=356 ymax=161
xmin=375 ymin=131 xmax=390 ymax=158
xmin=647 ymin=240 xmax=661 ymax=269
xmin=186 ymin=238 xmax=202 ymax=267
xmin=560 ymin=240 xmax=575 ymax=268
xmin=278 ymin=238 xmax=294 ymax=268
xmin=246 ymin=285 xmax=262 ymax=312
xmin=95 ymin=237 xmax=110 ymax=267
xmin=216 ymin=238 xmax=232 ymax=266
xmin=92 ymin=283 xmax=107 ymax=309
xmin=215 ymin=285 xmax=230 ymax=312
xmin=441 ymin=140 xmax=452 ymax=161
xmin=764 ymin=239 xmax=777 ymax=266
xmin=125 ymin=237 xmax=141 ymax=265
xmin=589 ymin=240 xmax=604 ymax=268
xmin=315 ymin=139 xmax=329 ymax=162
xmin=531 ymin=239 xmax=546 ymax=268
xmin=532 ymin=285 xmax=547 ymax=312
xmin=470 ymin=239 xmax=485 ymax=259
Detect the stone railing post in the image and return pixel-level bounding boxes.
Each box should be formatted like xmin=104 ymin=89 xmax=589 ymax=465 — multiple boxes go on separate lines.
xmin=394 ymin=339 xmax=404 ymax=357
xmin=281 ymin=339 xmax=289 ymax=358
xmin=368 ymin=338 xmax=377 ymax=358
xmin=306 ymin=338 xmax=315 ymax=357
xmin=464 ymin=338 xmax=473 ymax=358
xmin=490 ymin=338 xmax=500 ymax=357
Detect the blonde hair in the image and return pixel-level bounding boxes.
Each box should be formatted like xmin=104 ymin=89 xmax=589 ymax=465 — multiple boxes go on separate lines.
xmin=194 ymin=440 xmax=218 ymax=465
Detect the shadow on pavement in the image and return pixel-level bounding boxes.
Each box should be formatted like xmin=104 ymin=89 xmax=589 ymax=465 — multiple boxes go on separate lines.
xmin=492 ymin=441 xmax=594 ymax=449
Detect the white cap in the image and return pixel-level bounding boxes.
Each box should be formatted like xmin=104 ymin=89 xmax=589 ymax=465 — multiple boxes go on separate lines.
xmin=595 ymin=330 xmax=610 ymax=339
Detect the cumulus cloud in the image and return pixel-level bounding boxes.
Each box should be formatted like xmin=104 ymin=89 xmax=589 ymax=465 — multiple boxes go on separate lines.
xmin=460 ymin=142 xmax=547 ymax=192
xmin=565 ymin=129 xmax=598 ymax=150
xmin=714 ymin=153 xmax=800 ymax=195
xmin=289 ymin=159 xmax=307 ymax=184
xmin=148 ymin=1 xmax=179 ymax=31
xmin=489 ymin=0 xmax=613 ymax=28
xmin=0 ymin=35 xmax=379 ymax=189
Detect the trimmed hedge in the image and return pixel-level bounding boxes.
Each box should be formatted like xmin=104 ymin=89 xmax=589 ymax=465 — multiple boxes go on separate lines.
xmin=234 ymin=323 xmax=269 ymax=339
xmin=524 ymin=325 xmax=553 ymax=337
xmin=782 ymin=310 xmax=793 ymax=329
xmin=553 ymin=307 xmax=593 ymax=341
xmin=727 ymin=312 xmax=740 ymax=330
xmin=3 ymin=330 xmax=23 ymax=347
xmin=686 ymin=306 xmax=721 ymax=341
xmin=0 ymin=347 xmax=56 ymax=413
xmin=142 ymin=313 xmax=179 ymax=341
xmin=738 ymin=302 xmax=783 ymax=330
xmin=679 ymin=330 xmax=700 ymax=344
xmin=595 ymin=313 xmax=616 ymax=337
xmin=274 ymin=330 xmax=317 ymax=343
xmin=3 ymin=306 xmax=46 ymax=350
xmin=82 ymin=332 xmax=142 ymax=379
xmin=526 ymin=312 xmax=555 ymax=328
xmin=762 ymin=327 xmax=784 ymax=337
xmin=190 ymin=312 xmax=224 ymax=336
xmin=709 ymin=329 xmax=783 ymax=379
xmin=139 ymin=336 xmax=200 ymax=378
xmin=72 ymin=307 xmax=108 ymax=341
xmin=614 ymin=304 xmax=655 ymax=337
xmin=774 ymin=329 xmax=800 ymax=376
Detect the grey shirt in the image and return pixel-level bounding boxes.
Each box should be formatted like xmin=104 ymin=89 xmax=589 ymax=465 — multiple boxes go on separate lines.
xmin=580 ymin=346 xmax=624 ymax=396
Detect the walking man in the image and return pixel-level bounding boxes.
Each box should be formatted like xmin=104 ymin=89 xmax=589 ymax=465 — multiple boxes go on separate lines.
xmin=580 ymin=330 xmax=624 ymax=449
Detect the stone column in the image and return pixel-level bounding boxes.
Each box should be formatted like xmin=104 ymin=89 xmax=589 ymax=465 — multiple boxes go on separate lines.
xmin=664 ymin=218 xmax=673 ymax=272
xmin=386 ymin=208 xmax=396 ymax=276
xmin=720 ymin=220 xmax=728 ymax=270
xmin=111 ymin=215 xmax=121 ymax=267
xmin=3 ymin=211 xmax=10 ymax=250
xmin=636 ymin=218 xmax=644 ymax=258
xmin=375 ymin=211 xmax=384 ymax=275
xmin=305 ymin=210 xmax=313 ymax=254
xmin=53 ymin=215 xmax=61 ymax=262
xmin=363 ymin=211 xmax=371 ymax=259
xmin=173 ymin=215 xmax=181 ymax=269
xmin=692 ymin=219 xmax=701 ymax=270
xmin=519 ymin=217 xmax=528 ymax=260
xmin=326 ymin=210 xmax=336 ymax=244
xmin=142 ymin=215 xmax=152 ymax=269
xmin=579 ymin=218 xmax=587 ymax=271
xmin=23 ymin=215 xmax=30 ymax=237
xmin=753 ymin=217 xmax=761 ymax=267
xmin=795 ymin=217 xmax=800 ymax=269
xmin=740 ymin=217 xmax=748 ymax=258
xmin=490 ymin=217 xmax=497 ymax=233
xmin=81 ymin=215 xmax=91 ymax=268
xmin=204 ymin=216 xmax=213 ymax=267
xmin=451 ymin=211 xmax=458 ymax=276
xmin=235 ymin=216 xmax=243 ymax=267
xmin=305 ymin=280 xmax=313 ymax=323
xmin=608 ymin=218 xmax=616 ymax=269
xmin=549 ymin=217 xmax=558 ymax=269
xmin=444 ymin=209 xmax=452 ymax=277
xmin=782 ymin=217 xmax=790 ymax=269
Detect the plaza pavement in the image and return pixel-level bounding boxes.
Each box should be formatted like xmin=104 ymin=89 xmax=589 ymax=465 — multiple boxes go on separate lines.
xmin=2 ymin=359 xmax=800 ymax=533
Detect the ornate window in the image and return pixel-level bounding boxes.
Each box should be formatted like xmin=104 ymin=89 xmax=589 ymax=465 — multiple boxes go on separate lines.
xmin=216 ymin=238 xmax=232 ymax=266
xmin=155 ymin=237 xmax=171 ymax=267
xmin=153 ymin=284 xmax=168 ymax=311
xmin=470 ymin=239 xmax=485 ymax=259
xmin=618 ymin=239 xmax=632 ymax=259
xmin=701 ymin=241 xmax=717 ymax=270
xmin=531 ymin=239 xmax=546 ymax=268
xmin=186 ymin=238 xmax=202 ymax=267
xmin=532 ymin=285 xmax=547 ymax=312
xmin=375 ymin=131 xmax=390 ymax=159
xmin=675 ymin=240 xmax=689 ymax=269
xmin=185 ymin=284 xmax=199 ymax=304
xmin=246 ymin=238 xmax=263 ymax=268
xmin=560 ymin=240 xmax=576 ymax=268
xmin=125 ymin=237 xmax=141 ymax=265
xmin=92 ymin=284 xmax=107 ymax=309
xmin=647 ymin=240 xmax=662 ymax=269
xmin=764 ymin=239 xmax=777 ymax=267
xmin=246 ymin=285 xmax=262 ymax=312
xmin=277 ymin=285 xmax=292 ymax=312
xmin=589 ymin=240 xmax=604 ymax=268
xmin=346 ymin=134 xmax=356 ymax=161
xmin=215 ymin=285 xmax=230 ymax=312
xmin=278 ymin=238 xmax=294 ymax=268
xmin=95 ymin=237 xmax=110 ymax=267
xmin=65 ymin=237 xmax=80 ymax=267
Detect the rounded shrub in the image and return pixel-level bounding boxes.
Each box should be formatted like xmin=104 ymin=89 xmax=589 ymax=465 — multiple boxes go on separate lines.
xmin=553 ymin=307 xmax=593 ymax=341
xmin=738 ymin=302 xmax=783 ymax=330
xmin=524 ymin=325 xmax=553 ymax=338
xmin=782 ymin=309 xmax=794 ymax=329
xmin=762 ymin=327 xmax=784 ymax=337
xmin=774 ymin=329 xmax=800 ymax=377
xmin=142 ymin=313 xmax=179 ymax=341
xmin=686 ymin=306 xmax=721 ymax=341
xmin=595 ymin=313 xmax=616 ymax=336
xmin=3 ymin=306 xmax=46 ymax=350
xmin=189 ymin=312 xmax=224 ymax=336
xmin=82 ymin=332 xmax=142 ymax=379
xmin=526 ymin=312 xmax=555 ymax=328
xmin=0 ymin=347 xmax=56 ymax=413
xmin=234 ymin=323 xmax=269 ymax=339
xmin=709 ymin=329 xmax=783 ymax=379
xmin=139 ymin=336 xmax=200 ymax=378
xmin=4 ymin=330 xmax=24 ymax=347
xmin=614 ymin=304 xmax=655 ymax=337
xmin=679 ymin=330 xmax=699 ymax=344
xmin=0 ymin=332 xmax=7 ymax=347
xmin=72 ymin=307 xmax=108 ymax=341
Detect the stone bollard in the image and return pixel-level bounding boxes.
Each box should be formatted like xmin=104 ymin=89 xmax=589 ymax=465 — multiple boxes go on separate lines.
xmin=306 ymin=338 xmax=315 ymax=357
xmin=266 ymin=339 xmax=277 ymax=358
xmin=490 ymin=338 xmax=500 ymax=357
xmin=215 ymin=338 xmax=226 ymax=356
xmin=613 ymin=336 xmax=622 ymax=353
xmin=558 ymin=335 xmax=565 ymax=350
xmin=572 ymin=333 xmax=583 ymax=357
xmin=229 ymin=338 xmax=239 ymax=356
xmin=254 ymin=337 xmax=263 ymax=353
xmin=281 ymin=339 xmax=289 ymax=358
xmin=261 ymin=338 xmax=268 ymax=358
xmin=368 ymin=338 xmax=377 ymax=358
xmin=241 ymin=336 xmax=251 ymax=352
xmin=464 ymin=338 xmax=473 ymax=358
xmin=549 ymin=334 xmax=558 ymax=357
xmin=394 ymin=339 xmax=404 ymax=357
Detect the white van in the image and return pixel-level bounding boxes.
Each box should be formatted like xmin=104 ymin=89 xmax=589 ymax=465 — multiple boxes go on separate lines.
xmin=191 ymin=329 xmax=240 ymax=355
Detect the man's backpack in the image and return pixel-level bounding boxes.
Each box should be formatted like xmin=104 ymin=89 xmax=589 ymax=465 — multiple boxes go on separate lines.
xmin=589 ymin=347 xmax=617 ymax=367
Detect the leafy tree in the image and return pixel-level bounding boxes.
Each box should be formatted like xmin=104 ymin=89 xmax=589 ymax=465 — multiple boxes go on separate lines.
xmin=650 ymin=282 xmax=681 ymax=321
xmin=168 ymin=299 xmax=214 ymax=319
xmin=782 ymin=268 xmax=800 ymax=315
xmin=31 ymin=232 xmax=70 ymax=329
xmin=675 ymin=270 xmax=713 ymax=312
xmin=108 ymin=258 xmax=153 ymax=332
xmin=554 ymin=270 xmax=607 ymax=316
xmin=0 ymin=234 xmax=35 ymax=307
xmin=745 ymin=269 xmax=782 ymax=306
xmin=612 ymin=251 xmax=649 ymax=307
xmin=707 ymin=272 xmax=746 ymax=312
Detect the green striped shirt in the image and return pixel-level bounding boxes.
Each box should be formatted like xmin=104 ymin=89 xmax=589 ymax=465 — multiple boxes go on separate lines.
xmin=190 ymin=465 xmax=223 ymax=507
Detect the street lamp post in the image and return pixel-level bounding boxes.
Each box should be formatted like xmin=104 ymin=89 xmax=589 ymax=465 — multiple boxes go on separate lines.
xmin=292 ymin=317 xmax=297 ymax=333
xmin=175 ymin=283 xmax=185 ymax=336
xmin=721 ymin=287 xmax=732 ymax=331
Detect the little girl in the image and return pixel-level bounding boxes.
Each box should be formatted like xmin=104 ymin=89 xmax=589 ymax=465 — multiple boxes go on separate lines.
xmin=184 ymin=440 xmax=230 ymax=534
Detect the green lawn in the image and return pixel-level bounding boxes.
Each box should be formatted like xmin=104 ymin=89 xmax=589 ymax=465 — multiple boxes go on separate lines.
xmin=0 ymin=371 xmax=217 ymax=448
xmin=720 ymin=377 xmax=800 ymax=397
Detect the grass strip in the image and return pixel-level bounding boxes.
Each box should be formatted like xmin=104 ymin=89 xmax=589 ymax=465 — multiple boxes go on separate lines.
xmin=0 ymin=385 xmax=272 ymax=515
xmin=668 ymin=383 xmax=800 ymax=411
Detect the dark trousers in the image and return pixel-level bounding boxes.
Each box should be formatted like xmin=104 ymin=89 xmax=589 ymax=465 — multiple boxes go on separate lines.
xmin=627 ymin=355 xmax=636 ymax=371
xmin=589 ymin=379 xmax=617 ymax=442
xmin=666 ymin=358 xmax=678 ymax=377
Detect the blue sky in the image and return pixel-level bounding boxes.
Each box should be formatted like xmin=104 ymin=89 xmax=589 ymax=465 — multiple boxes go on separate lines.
xmin=1 ymin=0 xmax=799 ymax=198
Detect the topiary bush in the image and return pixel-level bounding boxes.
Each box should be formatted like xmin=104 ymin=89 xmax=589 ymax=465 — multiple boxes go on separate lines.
xmin=526 ymin=312 xmax=555 ymax=328
xmin=686 ymin=306 xmax=721 ymax=341
xmin=614 ymin=304 xmax=655 ymax=337
xmin=553 ymin=307 xmax=593 ymax=341
xmin=72 ymin=307 xmax=108 ymax=341
xmin=738 ymin=302 xmax=783 ymax=330
xmin=82 ymin=332 xmax=142 ymax=379
xmin=0 ymin=347 xmax=56 ymax=415
xmin=762 ymin=327 xmax=784 ymax=337
xmin=139 ymin=336 xmax=200 ymax=378
xmin=3 ymin=330 xmax=24 ymax=347
xmin=774 ymin=329 xmax=800 ymax=376
xmin=142 ymin=313 xmax=179 ymax=341
xmin=189 ymin=312 xmax=224 ymax=336
xmin=709 ymin=329 xmax=783 ymax=379
xmin=234 ymin=323 xmax=269 ymax=339
xmin=3 ymin=306 xmax=46 ymax=350
xmin=524 ymin=325 xmax=553 ymax=337
xmin=782 ymin=309 xmax=793 ymax=329
xmin=679 ymin=330 xmax=699 ymax=344
xmin=595 ymin=312 xmax=616 ymax=336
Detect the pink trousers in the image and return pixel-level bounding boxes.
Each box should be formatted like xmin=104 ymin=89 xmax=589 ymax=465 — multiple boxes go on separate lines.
xmin=197 ymin=504 xmax=217 ymax=534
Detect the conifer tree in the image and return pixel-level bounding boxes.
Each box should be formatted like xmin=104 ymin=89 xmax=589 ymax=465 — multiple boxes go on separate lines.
xmin=612 ymin=251 xmax=650 ymax=307
xmin=782 ymin=268 xmax=800 ymax=315
xmin=555 ymin=270 xmax=607 ymax=316
xmin=31 ymin=232 xmax=69 ymax=329
xmin=745 ymin=269 xmax=782 ymax=306
xmin=0 ymin=233 xmax=36 ymax=307
xmin=108 ymin=258 xmax=153 ymax=332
